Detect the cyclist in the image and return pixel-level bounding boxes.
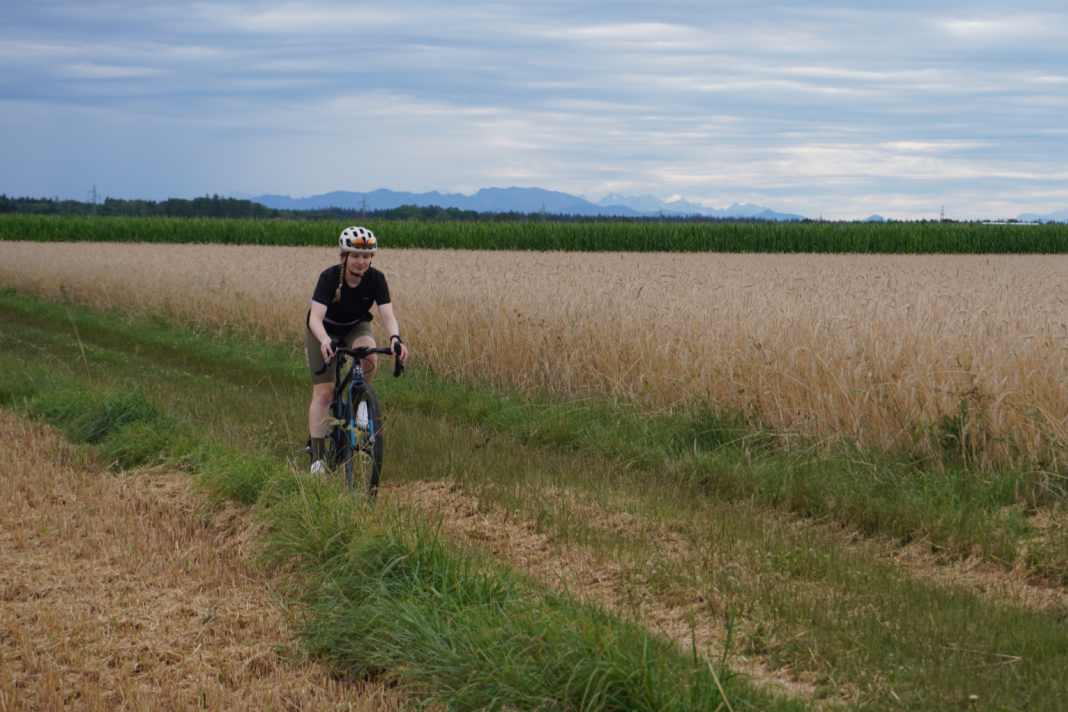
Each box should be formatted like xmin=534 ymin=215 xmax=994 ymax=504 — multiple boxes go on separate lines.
xmin=306 ymin=226 xmax=409 ymax=473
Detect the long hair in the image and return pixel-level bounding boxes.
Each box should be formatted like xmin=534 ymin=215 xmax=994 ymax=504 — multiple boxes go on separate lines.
xmin=334 ymin=253 xmax=348 ymax=303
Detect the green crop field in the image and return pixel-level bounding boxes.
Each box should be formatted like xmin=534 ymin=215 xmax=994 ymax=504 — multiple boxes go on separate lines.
xmin=4 ymin=213 xmax=1068 ymax=252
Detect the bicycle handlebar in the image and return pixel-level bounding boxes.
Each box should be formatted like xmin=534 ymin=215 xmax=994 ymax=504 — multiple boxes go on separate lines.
xmin=314 ymin=342 xmax=405 ymax=378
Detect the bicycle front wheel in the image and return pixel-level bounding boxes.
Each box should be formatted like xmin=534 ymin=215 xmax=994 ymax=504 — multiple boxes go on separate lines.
xmin=325 ymin=400 xmax=354 ymax=480
xmin=346 ymin=387 xmax=384 ymax=499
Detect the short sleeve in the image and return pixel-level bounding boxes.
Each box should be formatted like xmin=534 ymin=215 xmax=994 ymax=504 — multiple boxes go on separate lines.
xmin=375 ymin=271 xmax=391 ymax=305
xmin=312 ymin=266 xmax=338 ymax=305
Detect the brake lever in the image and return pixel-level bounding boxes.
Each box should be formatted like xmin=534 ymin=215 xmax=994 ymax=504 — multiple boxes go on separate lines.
xmin=392 ymin=340 xmax=405 ymax=378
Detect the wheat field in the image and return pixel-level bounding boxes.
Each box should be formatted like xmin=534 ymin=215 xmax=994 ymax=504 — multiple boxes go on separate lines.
xmin=2 ymin=241 xmax=1067 ymax=468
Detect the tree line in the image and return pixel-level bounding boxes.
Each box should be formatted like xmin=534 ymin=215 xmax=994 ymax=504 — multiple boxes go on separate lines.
xmin=7 ymin=193 xmax=988 ymax=225
xmin=0 ymin=193 xmax=824 ymax=223
xmin=0 ymin=194 xmax=534 ymax=221
xmin=0 ymin=194 xmax=276 ymax=219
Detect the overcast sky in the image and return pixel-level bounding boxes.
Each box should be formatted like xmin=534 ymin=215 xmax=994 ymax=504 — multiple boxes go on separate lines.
xmin=2 ymin=1 xmax=1067 ymax=219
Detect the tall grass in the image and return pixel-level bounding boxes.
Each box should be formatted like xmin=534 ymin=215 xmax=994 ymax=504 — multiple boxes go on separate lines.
xmin=4 ymin=213 xmax=1068 ymax=252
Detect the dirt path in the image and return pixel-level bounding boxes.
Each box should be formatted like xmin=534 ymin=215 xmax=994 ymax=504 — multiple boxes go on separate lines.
xmin=0 ymin=411 xmax=404 ymax=712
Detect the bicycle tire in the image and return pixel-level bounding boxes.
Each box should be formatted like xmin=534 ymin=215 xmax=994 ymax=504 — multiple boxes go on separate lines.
xmin=351 ymin=386 xmax=384 ymax=500
xmin=323 ymin=388 xmax=383 ymax=499
xmin=324 ymin=399 xmax=353 ymax=476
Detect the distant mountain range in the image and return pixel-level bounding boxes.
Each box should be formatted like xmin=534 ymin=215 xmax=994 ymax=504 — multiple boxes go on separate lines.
xmin=1017 ymin=209 xmax=1068 ymax=223
xmin=595 ymin=193 xmax=806 ymax=220
xmin=247 ymin=188 xmax=1068 ymax=222
xmin=249 ymin=187 xmax=807 ymax=221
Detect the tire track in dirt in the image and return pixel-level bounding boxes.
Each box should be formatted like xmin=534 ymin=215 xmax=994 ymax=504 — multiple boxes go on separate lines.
xmin=0 ymin=411 xmax=404 ymax=712
xmin=393 ymin=478 xmax=1068 ymax=710
xmin=889 ymin=537 xmax=1068 ymax=613
xmin=393 ymin=479 xmax=826 ymax=706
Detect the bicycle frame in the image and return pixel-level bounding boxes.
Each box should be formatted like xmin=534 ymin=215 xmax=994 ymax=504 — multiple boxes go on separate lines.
xmin=332 ymin=353 xmax=368 ymax=458
xmin=313 ymin=341 xmax=403 ymax=496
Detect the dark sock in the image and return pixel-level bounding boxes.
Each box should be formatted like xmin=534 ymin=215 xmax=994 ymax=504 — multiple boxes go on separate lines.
xmin=310 ymin=437 xmax=325 ymax=462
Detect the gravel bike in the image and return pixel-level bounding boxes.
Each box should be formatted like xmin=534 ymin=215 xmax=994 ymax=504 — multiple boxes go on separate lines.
xmin=313 ymin=340 xmax=404 ymax=499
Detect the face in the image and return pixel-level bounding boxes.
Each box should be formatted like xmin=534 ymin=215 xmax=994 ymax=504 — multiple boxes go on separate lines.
xmin=344 ymin=251 xmax=373 ymax=278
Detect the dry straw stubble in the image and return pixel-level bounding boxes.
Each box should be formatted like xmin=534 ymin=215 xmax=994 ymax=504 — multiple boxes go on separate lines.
xmin=0 ymin=410 xmax=403 ymax=711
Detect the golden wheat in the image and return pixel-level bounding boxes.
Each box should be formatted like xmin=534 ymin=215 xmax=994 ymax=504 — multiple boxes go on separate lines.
xmin=2 ymin=241 xmax=1067 ymax=468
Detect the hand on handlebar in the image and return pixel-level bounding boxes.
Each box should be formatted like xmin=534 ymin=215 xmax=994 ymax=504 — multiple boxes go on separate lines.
xmin=320 ymin=339 xmax=336 ymax=363
xmin=318 ymin=341 xmax=406 ymax=378
xmin=392 ymin=339 xmax=409 ymax=365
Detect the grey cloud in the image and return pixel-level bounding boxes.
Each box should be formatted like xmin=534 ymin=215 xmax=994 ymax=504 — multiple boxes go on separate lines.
xmin=1 ymin=0 xmax=1067 ymax=218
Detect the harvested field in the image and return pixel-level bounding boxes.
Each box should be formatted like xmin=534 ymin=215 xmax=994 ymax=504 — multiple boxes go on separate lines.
xmin=0 ymin=410 xmax=402 ymax=711
xmin=2 ymin=241 xmax=1068 ymax=468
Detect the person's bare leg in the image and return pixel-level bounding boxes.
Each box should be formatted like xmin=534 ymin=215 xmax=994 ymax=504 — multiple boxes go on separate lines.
xmin=308 ymin=382 xmax=334 ymax=467
xmin=308 ymin=382 xmax=334 ymax=437
xmin=352 ymin=334 xmax=378 ymax=382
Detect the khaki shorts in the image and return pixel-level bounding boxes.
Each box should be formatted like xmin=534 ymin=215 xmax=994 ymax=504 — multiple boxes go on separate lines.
xmin=305 ymin=322 xmax=373 ymax=384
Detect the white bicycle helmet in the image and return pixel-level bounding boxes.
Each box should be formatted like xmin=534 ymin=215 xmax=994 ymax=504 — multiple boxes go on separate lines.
xmin=339 ymin=226 xmax=377 ymax=253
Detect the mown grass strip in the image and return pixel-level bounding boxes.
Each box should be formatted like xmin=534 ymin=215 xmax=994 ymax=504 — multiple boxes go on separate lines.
xmin=267 ymin=489 xmax=764 ymax=711
xmin=0 ymin=287 xmax=1051 ymax=569
xmin=5 ymin=213 xmax=1068 ymax=253
xmin=2 ymin=377 xmax=803 ymax=712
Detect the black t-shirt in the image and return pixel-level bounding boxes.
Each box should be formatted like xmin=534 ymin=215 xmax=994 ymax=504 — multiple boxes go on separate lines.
xmin=310 ymin=264 xmax=391 ymax=336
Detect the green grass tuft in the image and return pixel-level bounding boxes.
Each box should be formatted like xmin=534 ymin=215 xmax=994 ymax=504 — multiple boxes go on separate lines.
xmin=189 ymin=444 xmax=287 ymax=506
xmin=97 ymin=419 xmax=180 ymax=469
xmin=26 ymin=385 xmax=161 ymax=444
xmin=280 ymin=502 xmax=792 ymax=711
